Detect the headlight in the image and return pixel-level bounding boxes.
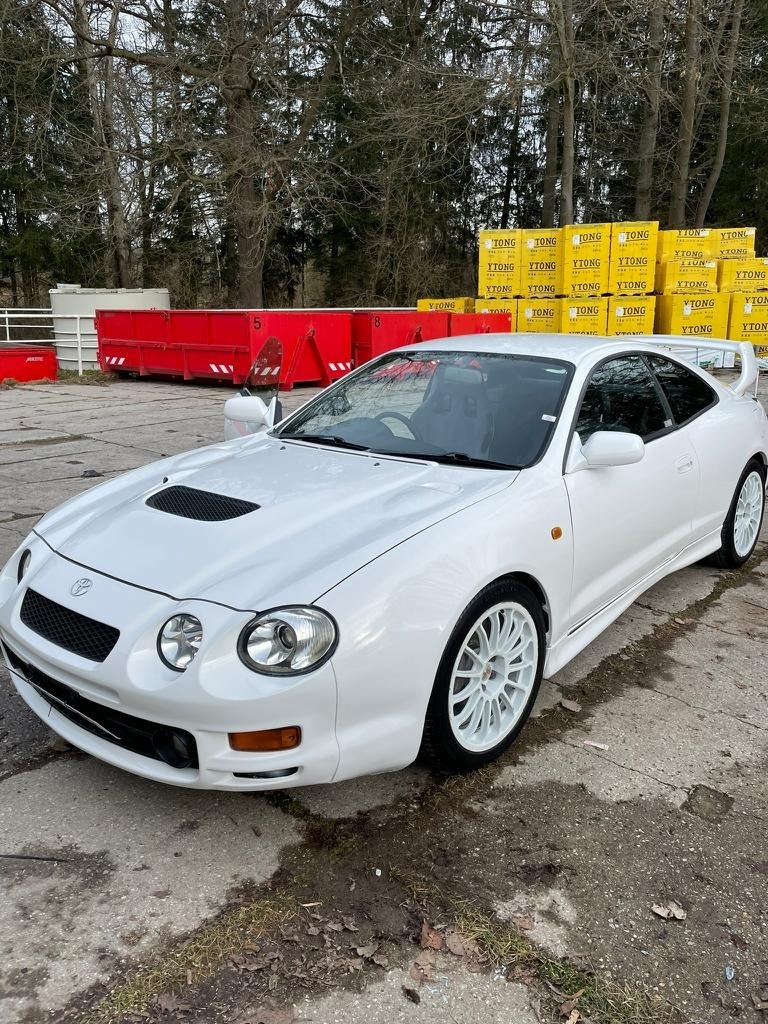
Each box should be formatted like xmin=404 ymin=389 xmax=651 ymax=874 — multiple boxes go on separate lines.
xmin=17 ymin=549 xmax=31 ymax=584
xmin=157 ymin=614 xmax=203 ymax=671
xmin=238 ymin=606 xmax=337 ymax=676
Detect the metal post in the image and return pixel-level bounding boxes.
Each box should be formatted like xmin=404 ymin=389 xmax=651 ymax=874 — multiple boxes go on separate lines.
xmin=3 ymin=310 xmax=8 ymax=344
xmin=76 ymin=316 xmax=83 ymax=375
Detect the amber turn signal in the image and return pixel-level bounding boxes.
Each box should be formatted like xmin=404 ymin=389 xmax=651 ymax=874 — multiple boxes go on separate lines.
xmin=229 ymin=727 xmax=301 ymax=752
xmin=551 ymin=526 xmax=563 ymax=540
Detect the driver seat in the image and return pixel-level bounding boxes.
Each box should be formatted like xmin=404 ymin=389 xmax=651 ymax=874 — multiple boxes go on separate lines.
xmin=411 ymin=366 xmax=491 ymax=456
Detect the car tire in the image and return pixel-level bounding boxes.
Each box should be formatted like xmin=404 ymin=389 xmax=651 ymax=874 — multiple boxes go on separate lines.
xmin=419 ymin=580 xmax=545 ymax=773
xmin=705 ymin=458 xmax=766 ymax=569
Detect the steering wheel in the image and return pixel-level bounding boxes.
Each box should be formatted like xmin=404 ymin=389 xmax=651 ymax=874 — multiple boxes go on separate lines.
xmin=374 ymin=411 xmax=423 ymax=441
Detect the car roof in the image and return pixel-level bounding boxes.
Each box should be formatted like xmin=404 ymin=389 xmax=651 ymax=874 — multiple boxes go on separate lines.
xmin=398 ymin=332 xmax=713 ymax=367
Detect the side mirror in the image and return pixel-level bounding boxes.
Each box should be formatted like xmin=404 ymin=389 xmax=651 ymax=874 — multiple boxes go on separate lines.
xmin=567 ymin=430 xmax=645 ymax=473
xmin=224 ymin=395 xmax=277 ymax=440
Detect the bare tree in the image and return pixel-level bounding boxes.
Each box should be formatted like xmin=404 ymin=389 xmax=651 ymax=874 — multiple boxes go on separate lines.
xmin=694 ymin=0 xmax=745 ymax=225
xmin=668 ymin=0 xmax=702 ymax=227
xmin=635 ymin=0 xmax=666 ymax=220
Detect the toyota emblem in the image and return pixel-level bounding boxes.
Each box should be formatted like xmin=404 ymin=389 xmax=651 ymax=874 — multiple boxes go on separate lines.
xmin=70 ymin=578 xmax=93 ymax=597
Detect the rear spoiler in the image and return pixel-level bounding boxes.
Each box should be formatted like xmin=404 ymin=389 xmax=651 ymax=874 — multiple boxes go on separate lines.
xmin=626 ymin=336 xmax=758 ymax=398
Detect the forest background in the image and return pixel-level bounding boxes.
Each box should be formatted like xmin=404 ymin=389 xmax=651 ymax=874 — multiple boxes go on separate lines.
xmin=2 ymin=0 xmax=765 ymax=309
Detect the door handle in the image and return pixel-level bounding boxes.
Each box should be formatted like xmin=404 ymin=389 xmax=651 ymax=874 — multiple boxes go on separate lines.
xmin=676 ymin=456 xmax=694 ymax=473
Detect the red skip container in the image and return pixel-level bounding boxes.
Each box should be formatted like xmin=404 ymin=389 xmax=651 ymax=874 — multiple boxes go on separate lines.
xmin=96 ymin=309 xmax=354 ymax=390
xmin=351 ymin=311 xmax=450 ymax=367
xmin=0 ymin=346 xmax=57 ymax=383
xmin=448 ymin=312 xmax=513 ymax=335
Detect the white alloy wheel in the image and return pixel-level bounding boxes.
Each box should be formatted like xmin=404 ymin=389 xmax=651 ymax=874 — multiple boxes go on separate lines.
xmin=448 ymin=601 xmax=538 ymax=753
xmin=733 ymin=470 xmax=764 ymax=557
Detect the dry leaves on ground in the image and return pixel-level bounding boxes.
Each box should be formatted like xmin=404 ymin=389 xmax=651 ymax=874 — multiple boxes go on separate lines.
xmin=511 ymin=915 xmax=535 ymax=931
xmin=409 ymin=949 xmax=437 ymax=984
xmin=506 ymin=964 xmax=537 ymax=984
xmin=154 ymin=992 xmax=191 ymax=1013
xmin=444 ymin=929 xmax=481 ymax=960
xmin=651 ymin=900 xmax=687 ymax=920
xmin=420 ymin=921 xmax=445 ymax=951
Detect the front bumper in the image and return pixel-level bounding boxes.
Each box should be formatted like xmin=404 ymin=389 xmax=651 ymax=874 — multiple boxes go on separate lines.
xmin=0 ymin=545 xmax=339 ymax=790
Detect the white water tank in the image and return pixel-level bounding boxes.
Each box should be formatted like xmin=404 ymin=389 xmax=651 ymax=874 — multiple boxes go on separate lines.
xmin=49 ymin=285 xmax=170 ymax=371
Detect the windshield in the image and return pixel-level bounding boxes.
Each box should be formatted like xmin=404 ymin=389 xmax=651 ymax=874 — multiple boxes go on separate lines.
xmin=275 ymin=350 xmax=573 ymax=469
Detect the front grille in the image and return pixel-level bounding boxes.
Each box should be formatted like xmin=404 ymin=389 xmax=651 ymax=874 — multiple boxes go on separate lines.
xmin=3 ymin=642 xmax=198 ymax=769
xmin=20 ymin=589 xmax=119 ymax=662
xmin=146 ymin=485 xmax=259 ymax=521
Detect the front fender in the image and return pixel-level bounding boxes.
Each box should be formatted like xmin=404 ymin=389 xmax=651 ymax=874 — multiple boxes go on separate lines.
xmin=321 ymin=468 xmax=572 ymax=780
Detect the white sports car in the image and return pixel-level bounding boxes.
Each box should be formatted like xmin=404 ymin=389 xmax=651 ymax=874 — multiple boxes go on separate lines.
xmin=0 ymin=335 xmax=765 ymax=790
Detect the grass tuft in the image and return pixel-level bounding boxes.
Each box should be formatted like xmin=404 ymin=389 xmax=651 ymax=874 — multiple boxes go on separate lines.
xmin=56 ymin=368 xmax=115 ymax=385
xmin=87 ymin=891 xmax=295 ymax=1022
xmin=395 ymin=871 xmax=674 ymax=1024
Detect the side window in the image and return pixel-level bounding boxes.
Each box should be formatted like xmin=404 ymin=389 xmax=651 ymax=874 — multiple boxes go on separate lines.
xmin=647 ymin=355 xmax=717 ymax=425
xmin=575 ymin=355 xmax=670 ymax=443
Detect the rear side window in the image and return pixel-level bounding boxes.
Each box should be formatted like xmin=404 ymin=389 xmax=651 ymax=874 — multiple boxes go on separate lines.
xmin=647 ymin=355 xmax=717 ymax=426
xmin=575 ymin=355 xmax=670 ymax=442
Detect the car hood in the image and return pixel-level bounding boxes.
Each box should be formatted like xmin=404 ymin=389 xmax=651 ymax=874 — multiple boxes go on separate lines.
xmin=36 ymin=434 xmax=518 ymax=609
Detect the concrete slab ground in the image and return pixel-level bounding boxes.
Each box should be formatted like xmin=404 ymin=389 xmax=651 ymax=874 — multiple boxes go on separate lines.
xmin=291 ymin=964 xmax=538 ymax=1024
xmin=0 ymin=762 xmax=300 ymax=1019
xmin=0 ymin=371 xmax=767 ymax=1024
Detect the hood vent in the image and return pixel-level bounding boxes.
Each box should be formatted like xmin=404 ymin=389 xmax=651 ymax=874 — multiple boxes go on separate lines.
xmin=146 ymin=485 xmax=260 ymax=521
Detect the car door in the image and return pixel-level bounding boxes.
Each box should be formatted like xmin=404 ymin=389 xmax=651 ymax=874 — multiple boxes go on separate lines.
xmin=565 ymin=353 xmax=699 ymax=626
xmin=644 ymin=354 xmax=724 ymax=540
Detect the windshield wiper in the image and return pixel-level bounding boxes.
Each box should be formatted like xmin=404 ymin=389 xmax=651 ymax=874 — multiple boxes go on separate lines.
xmin=377 ymin=450 xmax=521 ymax=470
xmin=432 ymin=452 xmax=522 ymax=469
xmin=278 ymin=433 xmax=370 ymax=451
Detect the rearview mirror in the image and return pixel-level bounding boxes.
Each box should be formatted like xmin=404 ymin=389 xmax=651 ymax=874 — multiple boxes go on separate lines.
xmin=567 ymin=430 xmax=645 ymax=473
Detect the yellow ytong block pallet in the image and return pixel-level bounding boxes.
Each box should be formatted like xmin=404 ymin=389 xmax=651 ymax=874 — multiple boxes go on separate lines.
xmin=717 ymin=258 xmax=768 ymax=293
xmin=517 ymin=299 xmax=557 ymax=333
xmin=557 ymin=297 xmax=609 ymax=335
xmin=606 ymin=296 xmax=656 ymax=336
xmin=416 ymin=297 xmax=475 ymax=312
xmin=655 ymin=259 xmax=718 ymax=294
xmin=557 ymin=224 xmax=611 ymax=297
xmin=520 ymin=229 xmax=562 ymax=298
xmin=713 ymin=227 xmax=756 ymax=260
xmin=655 ymin=294 xmax=730 ymax=338
xmin=657 ymin=228 xmax=715 ymax=261
xmin=727 ymin=292 xmax=768 ymax=347
xmin=608 ymin=221 xmax=659 ymax=295
xmin=475 ymin=297 xmax=518 ymax=322
xmin=478 ymin=229 xmax=522 ymax=297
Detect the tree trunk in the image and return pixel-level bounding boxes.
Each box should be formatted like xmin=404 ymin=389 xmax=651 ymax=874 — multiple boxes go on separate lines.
xmin=695 ymin=0 xmax=744 ymax=225
xmin=15 ymin=197 xmax=37 ymax=306
xmin=161 ymin=0 xmax=197 ymax=304
xmin=668 ymin=0 xmax=702 ymax=227
xmin=635 ymin=0 xmax=665 ymax=219
xmin=226 ymin=89 xmax=265 ymax=308
xmin=551 ymin=0 xmax=576 ymax=225
xmin=560 ymin=76 xmax=575 ymax=225
xmin=501 ymin=6 xmax=533 ymax=228
xmin=542 ymin=51 xmax=560 ymax=227
xmin=500 ymin=91 xmax=522 ymax=229
xmin=73 ymin=0 xmax=131 ymax=286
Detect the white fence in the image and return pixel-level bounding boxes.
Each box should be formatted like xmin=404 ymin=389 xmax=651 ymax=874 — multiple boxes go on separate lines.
xmin=0 ymin=309 xmax=93 ymax=374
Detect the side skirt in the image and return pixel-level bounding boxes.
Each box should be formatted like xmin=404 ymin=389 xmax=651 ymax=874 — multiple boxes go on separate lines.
xmin=542 ymin=530 xmax=722 ymax=679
